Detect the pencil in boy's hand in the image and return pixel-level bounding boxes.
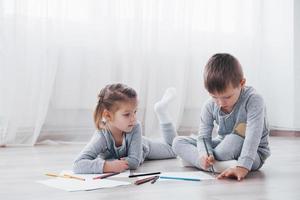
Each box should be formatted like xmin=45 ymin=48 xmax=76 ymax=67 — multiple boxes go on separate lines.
xmin=202 ymin=138 xmax=216 ymax=176
xmin=93 ymin=172 xmax=120 ymax=180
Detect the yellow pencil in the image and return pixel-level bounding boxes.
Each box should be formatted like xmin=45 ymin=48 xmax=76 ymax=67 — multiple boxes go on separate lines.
xmin=63 ymin=174 xmax=85 ymax=181
xmin=45 ymin=173 xmax=65 ymax=178
xmin=45 ymin=173 xmax=85 ymax=181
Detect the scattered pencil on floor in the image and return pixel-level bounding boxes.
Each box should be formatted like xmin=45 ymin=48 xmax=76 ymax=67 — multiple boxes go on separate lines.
xmin=134 ymin=176 xmax=159 ymax=185
xmin=93 ymin=172 xmax=120 ymax=180
xmin=45 ymin=173 xmax=85 ymax=181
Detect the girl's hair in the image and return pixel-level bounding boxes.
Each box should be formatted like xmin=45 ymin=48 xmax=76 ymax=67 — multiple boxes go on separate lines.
xmin=204 ymin=53 xmax=244 ymax=93
xmin=94 ymin=83 xmax=137 ymax=130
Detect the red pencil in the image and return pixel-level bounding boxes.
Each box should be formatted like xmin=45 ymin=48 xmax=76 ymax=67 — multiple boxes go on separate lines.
xmin=134 ymin=176 xmax=159 ymax=185
xmin=93 ymin=172 xmax=120 ymax=180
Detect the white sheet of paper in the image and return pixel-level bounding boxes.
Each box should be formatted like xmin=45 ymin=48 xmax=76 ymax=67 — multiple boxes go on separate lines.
xmin=37 ymin=178 xmax=130 ymax=192
xmin=60 ymin=170 xmax=131 ymax=179
xmin=37 ymin=170 xmax=131 ymax=191
xmin=159 ymin=171 xmax=215 ymax=181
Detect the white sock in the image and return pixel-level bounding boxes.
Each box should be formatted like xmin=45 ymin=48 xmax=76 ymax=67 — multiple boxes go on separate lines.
xmin=154 ymin=87 xmax=177 ymax=124
xmin=213 ymin=160 xmax=237 ymax=173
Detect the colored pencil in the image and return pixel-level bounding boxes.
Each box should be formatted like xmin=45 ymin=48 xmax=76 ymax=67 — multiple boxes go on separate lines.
xmin=203 ymin=138 xmax=216 ymax=175
xmin=129 ymin=172 xmax=161 ymax=178
xmin=45 ymin=173 xmax=85 ymax=181
xmin=159 ymin=176 xmax=200 ymax=182
xmin=93 ymin=172 xmax=120 ymax=180
xmin=134 ymin=176 xmax=159 ymax=185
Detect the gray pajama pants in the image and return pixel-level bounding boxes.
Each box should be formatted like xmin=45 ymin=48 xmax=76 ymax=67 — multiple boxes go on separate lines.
xmin=172 ymin=133 xmax=262 ymax=171
xmin=142 ymin=123 xmax=177 ymax=161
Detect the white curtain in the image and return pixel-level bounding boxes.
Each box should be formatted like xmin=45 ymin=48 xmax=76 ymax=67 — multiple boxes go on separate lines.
xmin=0 ymin=0 xmax=295 ymax=145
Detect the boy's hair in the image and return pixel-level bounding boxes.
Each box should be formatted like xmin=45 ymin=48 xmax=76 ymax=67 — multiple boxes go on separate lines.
xmin=204 ymin=53 xmax=244 ymax=93
xmin=94 ymin=83 xmax=137 ymax=130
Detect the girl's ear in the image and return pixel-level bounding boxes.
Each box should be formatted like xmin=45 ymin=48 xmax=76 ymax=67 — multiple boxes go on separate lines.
xmin=102 ymin=109 xmax=112 ymax=122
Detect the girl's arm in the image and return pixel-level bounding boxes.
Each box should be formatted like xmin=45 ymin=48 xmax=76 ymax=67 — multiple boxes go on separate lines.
xmin=72 ymin=132 xmax=107 ymax=174
xmin=122 ymin=122 xmax=143 ymax=169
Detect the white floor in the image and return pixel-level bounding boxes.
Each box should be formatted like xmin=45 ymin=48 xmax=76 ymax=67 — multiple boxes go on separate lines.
xmin=0 ymin=137 xmax=299 ymax=200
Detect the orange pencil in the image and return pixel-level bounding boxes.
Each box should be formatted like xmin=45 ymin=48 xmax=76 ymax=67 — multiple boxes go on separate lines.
xmin=45 ymin=173 xmax=85 ymax=181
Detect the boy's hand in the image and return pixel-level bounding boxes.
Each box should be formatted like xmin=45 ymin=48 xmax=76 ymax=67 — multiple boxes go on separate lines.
xmin=217 ymin=166 xmax=249 ymax=181
xmin=200 ymin=155 xmax=215 ymax=170
xmin=103 ymin=159 xmax=129 ymax=173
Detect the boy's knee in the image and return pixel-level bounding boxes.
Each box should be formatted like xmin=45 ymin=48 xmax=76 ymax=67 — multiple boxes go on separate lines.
xmin=214 ymin=134 xmax=244 ymax=160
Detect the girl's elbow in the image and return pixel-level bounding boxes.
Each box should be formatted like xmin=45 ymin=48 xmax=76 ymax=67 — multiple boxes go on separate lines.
xmin=129 ymin=160 xmax=141 ymax=170
xmin=72 ymin=163 xmax=80 ymax=174
xmin=72 ymin=161 xmax=84 ymax=174
xmin=129 ymin=163 xmax=139 ymax=170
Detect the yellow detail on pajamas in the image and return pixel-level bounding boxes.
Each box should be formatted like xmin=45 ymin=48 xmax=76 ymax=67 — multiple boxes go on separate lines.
xmin=234 ymin=123 xmax=247 ymax=137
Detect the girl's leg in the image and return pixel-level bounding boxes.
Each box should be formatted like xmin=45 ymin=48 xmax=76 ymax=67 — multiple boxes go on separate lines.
xmin=145 ymin=88 xmax=178 ymax=159
xmin=154 ymin=87 xmax=177 ymax=125
xmin=143 ymin=137 xmax=176 ymax=159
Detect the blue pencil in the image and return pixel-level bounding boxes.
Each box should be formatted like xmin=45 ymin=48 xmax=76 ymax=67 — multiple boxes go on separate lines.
xmin=159 ymin=176 xmax=201 ymax=182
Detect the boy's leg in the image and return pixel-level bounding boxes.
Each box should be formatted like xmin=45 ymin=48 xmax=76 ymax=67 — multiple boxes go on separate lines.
xmin=251 ymin=153 xmax=263 ymax=170
xmin=172 ymin=136 xmax=202 ymax=169
xmin=213 ymin=134 xmax=243 ymax=161
xmin=213 ymin=134 xmax=262 ymax=171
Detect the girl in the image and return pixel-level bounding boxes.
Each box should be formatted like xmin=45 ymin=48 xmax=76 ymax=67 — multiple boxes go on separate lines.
xmin=73 ymin=83 xmax=177 ymax=174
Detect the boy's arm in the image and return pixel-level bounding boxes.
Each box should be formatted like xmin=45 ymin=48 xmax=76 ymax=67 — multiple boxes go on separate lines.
xmin=197 ymin=101 xmax=215 ymax=156
xmin=237 ymin=95 xmax=265 ymax=170
xmin=73 ymin=132 xmax=107 ymax=174
xmin=123 ymin=122 xmax=143 ymax=169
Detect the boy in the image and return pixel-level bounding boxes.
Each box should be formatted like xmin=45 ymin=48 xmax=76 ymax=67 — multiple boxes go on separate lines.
xmin=173 ymin=53 xmax=270 ymax=181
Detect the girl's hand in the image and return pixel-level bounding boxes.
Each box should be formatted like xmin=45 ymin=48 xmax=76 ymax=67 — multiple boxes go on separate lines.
xmin=217 ymin=166 xmax=249 ymax=181
xmin=200 ymin=155 xmax=215 ymax=170
xmin=103 ymin=159 xmax=129 ymax=173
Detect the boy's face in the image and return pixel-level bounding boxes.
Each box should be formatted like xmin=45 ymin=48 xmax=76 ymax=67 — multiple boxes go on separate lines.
xmin=209 ymin=80 xmax=245 ymax=113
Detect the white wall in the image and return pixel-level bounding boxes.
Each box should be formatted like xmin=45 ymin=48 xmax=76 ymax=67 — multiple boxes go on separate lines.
xmin=181 ymin=0 xmax=298 ymax=131
xmin=259 ymin=0 xmax=295 ymax=129
xmin=294 ymin=0 xmax=300 ymax=129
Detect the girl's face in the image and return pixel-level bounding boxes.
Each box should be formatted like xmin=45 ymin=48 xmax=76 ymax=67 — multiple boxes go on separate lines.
xmin=107 ymin=101 xmax=138 ymax=134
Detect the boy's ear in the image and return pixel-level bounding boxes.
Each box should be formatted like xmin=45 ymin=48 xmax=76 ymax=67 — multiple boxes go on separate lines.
xmin=240 ymin=78 xmax=246 ymax=87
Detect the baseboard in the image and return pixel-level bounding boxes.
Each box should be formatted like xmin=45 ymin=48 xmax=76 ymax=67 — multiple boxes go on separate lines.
xmin=270 ymin=130 xmax=300 ymax=137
